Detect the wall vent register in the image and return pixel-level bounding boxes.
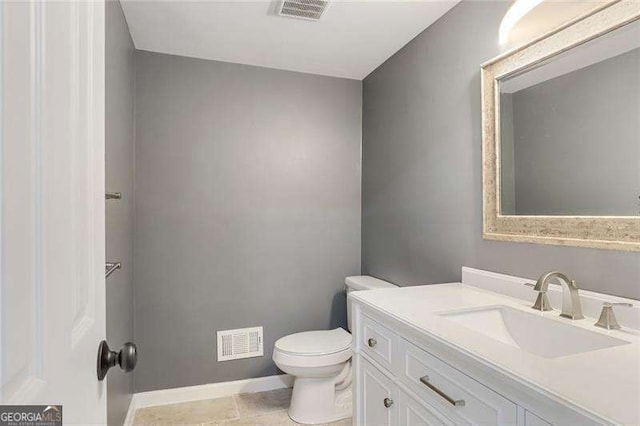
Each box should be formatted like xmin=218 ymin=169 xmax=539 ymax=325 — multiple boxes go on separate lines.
xmin=217 ymin=326 xmax=264 ymax=361
xmin=277 ymin=0 xmax=329 ymax=21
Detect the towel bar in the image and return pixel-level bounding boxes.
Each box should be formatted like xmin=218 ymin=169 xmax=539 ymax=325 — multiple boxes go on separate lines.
xmin=105 ymin=262 xmax=121 ymax=278
xmin=106 ymin=192 xmax=122 ymax=200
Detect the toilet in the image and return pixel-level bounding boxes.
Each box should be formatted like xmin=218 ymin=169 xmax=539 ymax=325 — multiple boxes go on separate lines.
xmin=273 ymin=275 xmax=397 ymax=424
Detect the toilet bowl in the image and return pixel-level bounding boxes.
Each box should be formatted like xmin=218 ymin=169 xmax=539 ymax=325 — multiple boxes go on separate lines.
xmin=273 ymin=328 xmax=352 ymax=424
xmin=273 ymin=276 xmax=397 ymax=425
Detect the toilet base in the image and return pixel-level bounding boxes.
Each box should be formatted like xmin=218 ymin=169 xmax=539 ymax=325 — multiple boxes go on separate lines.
xmin=288 ymin=378 xmax=352 ymax=425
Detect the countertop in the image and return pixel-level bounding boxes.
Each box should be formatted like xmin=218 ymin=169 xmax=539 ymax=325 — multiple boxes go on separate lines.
xmin=350 ymin=283 xmax=640 ymax=425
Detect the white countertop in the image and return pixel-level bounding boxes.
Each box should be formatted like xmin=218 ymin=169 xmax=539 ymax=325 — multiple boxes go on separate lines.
xmin=350 ymin=283 xmax=640 ymax=425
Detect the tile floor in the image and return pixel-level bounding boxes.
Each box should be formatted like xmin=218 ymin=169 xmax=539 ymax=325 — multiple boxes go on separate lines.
xmin=132 ymin=387 xmax=352 ymax=426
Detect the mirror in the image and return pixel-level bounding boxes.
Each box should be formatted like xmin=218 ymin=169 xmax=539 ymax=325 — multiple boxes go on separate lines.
xmin=481 ymin=1 xmax=640 ymax=251
xmin=498 ymin=19 xmax=640 ymax=216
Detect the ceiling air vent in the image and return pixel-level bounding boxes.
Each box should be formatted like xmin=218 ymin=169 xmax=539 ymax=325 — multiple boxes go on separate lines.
xmin=278 ymin=0 xmax=329 ymax=21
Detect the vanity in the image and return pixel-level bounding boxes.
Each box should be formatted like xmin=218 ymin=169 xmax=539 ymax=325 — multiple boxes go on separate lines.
xmin=349 ymin=268 xmax=639 ymax=426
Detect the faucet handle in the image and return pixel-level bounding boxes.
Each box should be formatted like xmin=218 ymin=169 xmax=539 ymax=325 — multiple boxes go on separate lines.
xmin=594 ymin=302 xmax=634 ymax=330
xmin=524 ymin=282 xmax=553 ymax=311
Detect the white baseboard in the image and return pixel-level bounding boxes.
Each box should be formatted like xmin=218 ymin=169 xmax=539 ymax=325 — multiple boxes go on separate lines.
xmin=124 ymin=374 xmax=293 ymax=425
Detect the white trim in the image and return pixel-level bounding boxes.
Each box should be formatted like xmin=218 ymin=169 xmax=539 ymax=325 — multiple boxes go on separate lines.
xmin=124 ymin=374 xmax=293 ymax=424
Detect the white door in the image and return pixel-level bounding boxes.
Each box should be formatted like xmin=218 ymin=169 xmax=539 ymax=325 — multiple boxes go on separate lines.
xmin=359 ymin=357 xmax=398 ymax=426
xmin=0 ymin=0 xmax=106 ymax=424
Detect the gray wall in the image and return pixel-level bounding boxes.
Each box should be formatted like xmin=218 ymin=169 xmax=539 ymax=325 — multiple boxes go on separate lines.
xmin=105 ymin=1 xmax=135 ymax=424
xmin=134 ymin=51 xmax=362 ymax=392
xmin=508 ymin=48 xmax=640 ymax=216
xmin=362 ymin=0 xmax=640 ymax=299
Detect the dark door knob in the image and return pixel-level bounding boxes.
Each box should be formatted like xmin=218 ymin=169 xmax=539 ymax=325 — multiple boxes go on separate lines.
xmin=97 ymin=340 xmax=137 ymax=381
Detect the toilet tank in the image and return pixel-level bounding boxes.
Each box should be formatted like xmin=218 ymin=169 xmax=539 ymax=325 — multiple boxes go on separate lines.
xmin=344 ymin=275 xmax=397 ymax=331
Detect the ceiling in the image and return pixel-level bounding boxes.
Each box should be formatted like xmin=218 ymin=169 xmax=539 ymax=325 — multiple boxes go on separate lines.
xmin=120 ymin=0 xmax=460 ymax=80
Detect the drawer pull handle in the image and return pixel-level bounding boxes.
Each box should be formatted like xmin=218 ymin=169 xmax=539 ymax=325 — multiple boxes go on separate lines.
xmin=419 ymin=375 xmax=465 ymax=407
xmin=367 ymin=338 xmax=377 ymax=348
xmin=383 ymin=397 xmax=394 ymax=408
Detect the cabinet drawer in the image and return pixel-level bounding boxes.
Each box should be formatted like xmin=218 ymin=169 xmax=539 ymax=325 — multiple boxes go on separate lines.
xmin=360 ymin=314 xmax=396 ymax=372
xmin=399 ymin=339 xmax=518 ymax=425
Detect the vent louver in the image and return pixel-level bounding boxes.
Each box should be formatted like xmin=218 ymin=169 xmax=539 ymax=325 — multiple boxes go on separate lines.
xmin=217 ymin=327 xmax=263 ymax=361
xmin=278 ymin=0 xmax=329 ymax=21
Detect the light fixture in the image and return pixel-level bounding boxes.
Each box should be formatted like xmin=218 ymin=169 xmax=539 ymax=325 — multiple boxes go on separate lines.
xmin=499 ymin=0 xmax=545 ymax=45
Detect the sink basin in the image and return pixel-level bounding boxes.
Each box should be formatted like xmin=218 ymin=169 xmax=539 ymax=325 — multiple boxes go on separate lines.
xmin=439 ymin=305 xmax=628 ymax=358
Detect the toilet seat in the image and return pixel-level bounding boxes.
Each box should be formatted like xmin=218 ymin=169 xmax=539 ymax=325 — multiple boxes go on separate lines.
xmin=273 ymin=328 xmax=352 ymax=368
xmin=276 ymin=328 xmax=351 ymax=355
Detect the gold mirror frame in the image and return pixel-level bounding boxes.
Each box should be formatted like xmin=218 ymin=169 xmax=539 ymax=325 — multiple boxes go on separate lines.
xmin=481 ymin=0 xmax=640 ymax=252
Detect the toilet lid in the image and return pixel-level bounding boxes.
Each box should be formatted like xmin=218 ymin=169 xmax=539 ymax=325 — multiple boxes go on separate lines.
xmin=275 ymin=328 xmax=352 ymax=356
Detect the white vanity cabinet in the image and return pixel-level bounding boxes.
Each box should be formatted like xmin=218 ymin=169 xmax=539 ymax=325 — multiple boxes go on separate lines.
xmin=352 ymin=303 xmax=605 ymax=426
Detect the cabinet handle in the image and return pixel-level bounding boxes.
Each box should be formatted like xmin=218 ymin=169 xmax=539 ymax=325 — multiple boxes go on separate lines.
xmin=367 ymin=338 xmax=377 ymax=348
xmin=419 ymin=375 xmax=465 ymax=407
xmin=383 ymin=397 xmax=394 ymax=408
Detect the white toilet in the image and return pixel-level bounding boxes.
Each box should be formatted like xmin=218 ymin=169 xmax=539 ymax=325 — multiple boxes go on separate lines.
xmin=273 ymin=275 xmax=397 ymax=424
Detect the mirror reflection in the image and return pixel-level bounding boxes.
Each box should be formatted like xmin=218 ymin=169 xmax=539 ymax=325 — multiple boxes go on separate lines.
xmin=499 ymin=20 xmax=640 ymax=216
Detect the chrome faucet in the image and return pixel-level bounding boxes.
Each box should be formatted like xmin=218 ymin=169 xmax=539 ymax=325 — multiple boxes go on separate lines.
xmin=532 ymin=271 xmax=584 ymax=320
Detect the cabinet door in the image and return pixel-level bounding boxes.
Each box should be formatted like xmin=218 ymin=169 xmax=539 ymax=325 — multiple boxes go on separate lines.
xmin=398 ymin=391 xmax=456 ymax=426
xmin=359 ymin=357 xmax=398 ymax=426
